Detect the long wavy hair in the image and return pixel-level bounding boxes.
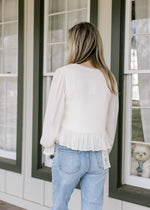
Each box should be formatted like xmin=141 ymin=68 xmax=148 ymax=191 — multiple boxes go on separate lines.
xmin=65 ymin=22 xmax=118 ymax=95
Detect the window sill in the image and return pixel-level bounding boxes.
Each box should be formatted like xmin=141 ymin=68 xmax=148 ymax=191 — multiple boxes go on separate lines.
xmin=109 ymin=184 xmax=150 ymax=208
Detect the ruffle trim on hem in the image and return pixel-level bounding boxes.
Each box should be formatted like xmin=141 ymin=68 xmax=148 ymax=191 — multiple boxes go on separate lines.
xmin=56 ymin=125 xmax=113 ymax=151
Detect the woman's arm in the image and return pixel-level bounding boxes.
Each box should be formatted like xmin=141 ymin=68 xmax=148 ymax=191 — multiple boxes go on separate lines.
xmin=106 ymin=83 xmax=119 ymax=154
xmin=40 ymin=68 xmax=66 ymax=155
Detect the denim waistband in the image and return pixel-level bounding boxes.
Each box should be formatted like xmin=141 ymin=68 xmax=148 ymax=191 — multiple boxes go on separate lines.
xmin=54 ymin=143 xmax=104 ymax=153
xmin=55 ymin=143 xmax=81 ymax=152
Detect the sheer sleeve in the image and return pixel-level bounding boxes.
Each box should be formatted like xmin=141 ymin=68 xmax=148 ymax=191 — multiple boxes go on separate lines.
xmin=40 ymin=68 xmax=66 ymax=156
xmin=106 ymin=82 xmax=119 ymax=154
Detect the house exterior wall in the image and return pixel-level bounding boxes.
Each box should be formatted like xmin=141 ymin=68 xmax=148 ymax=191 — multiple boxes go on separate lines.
xmin=0 ymin=0 xmax=149 ymax=209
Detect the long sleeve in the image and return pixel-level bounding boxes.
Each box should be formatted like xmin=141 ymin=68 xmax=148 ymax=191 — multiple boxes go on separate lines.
xmin=40 ymin=68 xmax=66 ymax=156
xmin=106 ymin=83 xmax=119 ymax=154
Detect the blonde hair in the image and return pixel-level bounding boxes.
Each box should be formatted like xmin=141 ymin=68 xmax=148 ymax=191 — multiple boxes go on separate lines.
xmin=65 ymin=22 xmax=118 ymax=95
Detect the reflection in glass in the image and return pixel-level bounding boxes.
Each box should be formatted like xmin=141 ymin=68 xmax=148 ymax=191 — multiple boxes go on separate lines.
xmin=131 ymin=0 xmax=150 ymax=34
xmin=6 ymin=78 xmax=17 ymax=151
xmin=4 ymin=49 xmax=17 ymax=74
xmin=51 ymin=44 xmax=65 ymax=72
xmin=132 ymin=108 xmax=150 ymax=143
xmin=4 ymin=0 xmax=18 ymax=21
xmin=0 ymin=0 xmax=2 ymax=22
xmin=48 ymin=0 xmax=66 ymax=14
xmin=68 ymin=0 xmax=87 ymax=10
xmin=131 ymin=143 xmax=150 ymax=178
xmin=48 ymin=14 xmax=65 ymax=43
xmin=132 ymin=74 xmax=150 ymax=107
xmin=130 ymin=47 xmax=138 ymax=70
xmin=130 ymin=35 xmax=150 ymax=70
xmin=0 ymin=49 xmax=2 ymax=73
xmin=0 ymin=78 xmax=17 ymax=154
xmin=67 ymin=10 xmax=87 ymax=31
xmin=132 ymin=74 xmax=139 ymax=106
xmin=139 ymin=74 xmax=150 ymax=107
xmin=4 ymin=22 xmax=17 ymax=48
xmin=0 ymin=25 xmax=2 ymax=48
xmin=132 ymin=108 xmax=144 ymax=142
xmin=132 ymin=73 xmax=138 ymax=85
xmin=132 ymin=85 xmax=139 ymax=106
xmin=0 ymin=78 xmax=5 ymax=149
xmin=47 ymin=46 xmax=51 ymax=72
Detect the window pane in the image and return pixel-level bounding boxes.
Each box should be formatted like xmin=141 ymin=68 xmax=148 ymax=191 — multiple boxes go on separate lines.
xmin=49 ymin=0 xmax=66 ymax=13
xmin=48 ymin=14 xmax=66 ymax=43
xmin=130 ymin=35 xmax=150 ymax=70
xmin=132 ymin=108 xmax=144 ymax=142
xmin=0 ymin=49 xmax=2 ymax=73
xmin=4 ymin=0 xmax=18 ymax=21
xmin=5 ymin=78 xmax=17 ymax=151
xmin=132 ymin=74 xmax=150 ymax=107
xmin=132 ymin=108 xmax=150 ymax=142
xmin=4 ymin=49 xmax=17 ymax=74
xmin=0 ymin=0 xmax=18 ymax=161
xmin=51 ymin=43 xmax=65 ymax=72
xmin=0 ymin=0 xmax=2 ymax=22
xmin=131 ymin=0 xmax=150 ymax=34
xmin=47 ymin=45 xmax=51 ymax=73
xmin=131 ymin=143 xmax=150 ymax=178
xmin=132 ymin=85 xmax=139 ymax=106
xmin=0 ymin=78 xmax=5 ymax=149
xmin=67 ymin=9 xmax=87 ymax=30
xmin=68 ymin=0 xmax=87 ymax=10
xmin=132 ymin=73 xmax=138 ymax=85
xmin=0 ymin=25 xmax=2 ymax=48
xmin=138 ymin=74 xmax=150 ymax=107
xmin=0 ymin=77 xmax=17 ymax=154
xmin=4 ymin=22 xmax=18 ymax=48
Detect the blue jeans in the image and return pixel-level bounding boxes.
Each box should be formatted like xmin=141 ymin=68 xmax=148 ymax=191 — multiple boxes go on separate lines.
xmin=51 ymin=143 xmax=108 ymax=210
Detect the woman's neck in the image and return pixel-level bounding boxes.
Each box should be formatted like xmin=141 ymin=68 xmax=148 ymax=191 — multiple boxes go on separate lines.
xmin=79 ymin=60 xmax=95 ymax=68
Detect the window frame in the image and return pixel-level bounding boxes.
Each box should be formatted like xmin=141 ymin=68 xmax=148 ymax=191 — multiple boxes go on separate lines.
xmin=32 ymin=0 xmax=98 ymax=187
xmin=109 ymin=0 xmax=150 ymax=207
xmin=0 ymin=0 xmax=24 ymax=173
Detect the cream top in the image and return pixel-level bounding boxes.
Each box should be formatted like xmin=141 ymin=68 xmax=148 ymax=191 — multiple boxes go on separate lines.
xmin=40 ymin=63 xmax=119 ymax=169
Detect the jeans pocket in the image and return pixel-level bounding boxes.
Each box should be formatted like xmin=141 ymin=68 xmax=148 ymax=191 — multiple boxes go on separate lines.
xmin=58 ymin=148 xmax=81 ymax=174
xmin=95 ymin=151 xmax=105 ymax=169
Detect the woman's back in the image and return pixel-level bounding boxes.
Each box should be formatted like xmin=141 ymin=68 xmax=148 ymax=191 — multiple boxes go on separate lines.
xmin=61 ymin=63 xmax=111 ymax=134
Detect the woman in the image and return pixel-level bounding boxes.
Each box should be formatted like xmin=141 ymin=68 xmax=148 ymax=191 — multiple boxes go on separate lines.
xmin=40 ymin=22 xmax=119 ymax=210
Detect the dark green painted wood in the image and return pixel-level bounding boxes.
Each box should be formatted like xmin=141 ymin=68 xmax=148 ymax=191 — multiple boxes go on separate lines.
xmin=109 ymin=0 xmax=125 ymax=190
xmin=32 ymin=0 xmax=98 ymax=190
xmin=0 ymin=0 xmax=24 ymax=173
xmin=109 ymin=0 xmax=150 ymax=207
xmin=90 ymin=0 xmax=98 ymax=27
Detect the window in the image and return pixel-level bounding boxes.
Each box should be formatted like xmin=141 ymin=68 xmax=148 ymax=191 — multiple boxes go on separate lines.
xmin=0 ymin=0 xmax=24 ymax=173
xmin=109 ymin=0 xmax=150 ymax=207
xmin=123 ymin=0 xmax=150 ymax=190
xmin=32 ymin=0 xmax=98 ymax=186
